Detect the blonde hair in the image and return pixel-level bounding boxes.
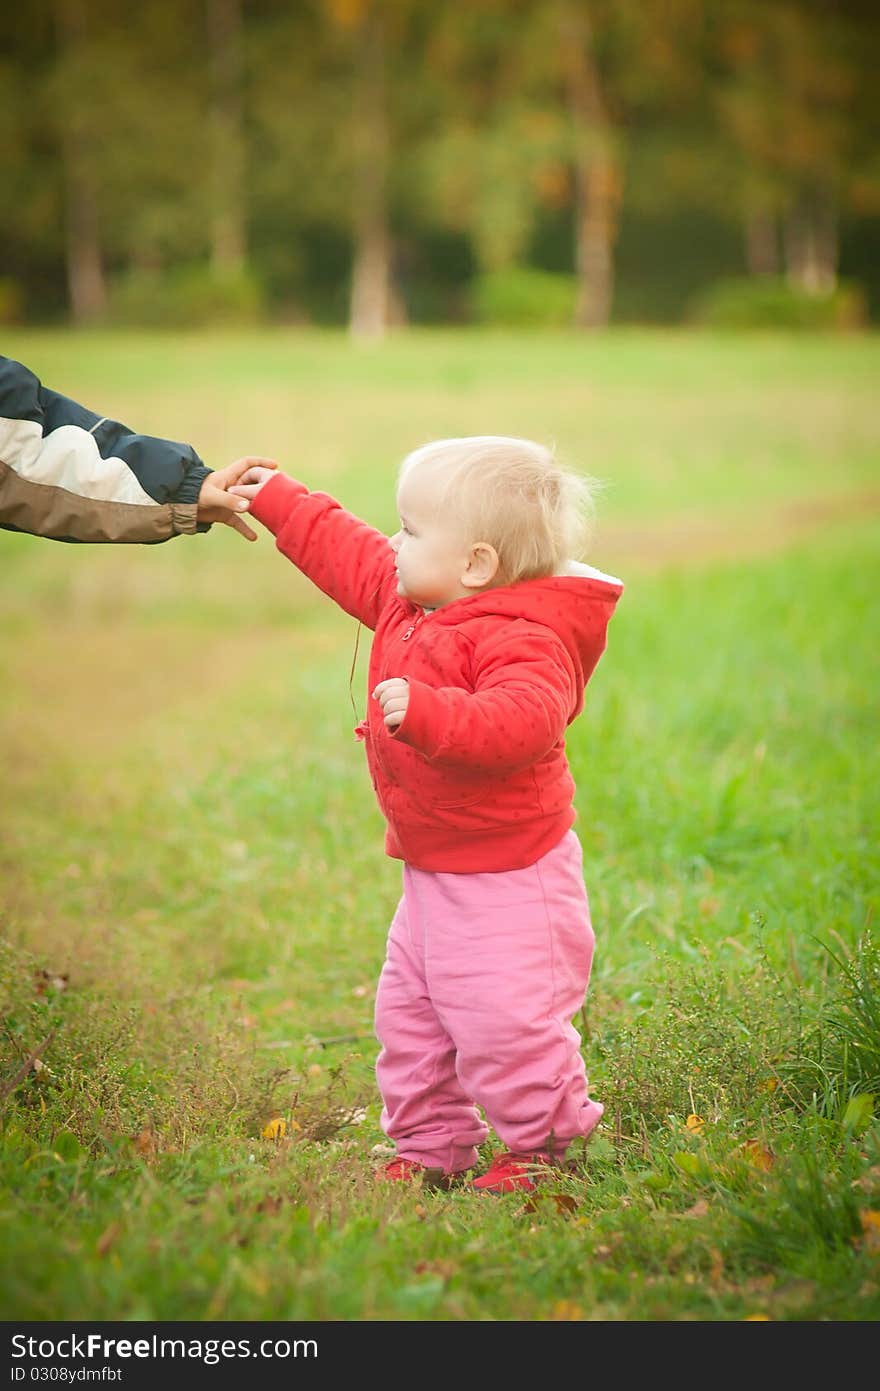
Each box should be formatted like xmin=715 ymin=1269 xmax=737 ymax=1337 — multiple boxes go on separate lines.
xmin=398 ymin=435 xmax=597 ymax=585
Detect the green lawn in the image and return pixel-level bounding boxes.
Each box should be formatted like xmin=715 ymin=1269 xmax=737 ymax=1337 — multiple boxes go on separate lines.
xmin=1 ymin=329 xmax=878 ymax=1321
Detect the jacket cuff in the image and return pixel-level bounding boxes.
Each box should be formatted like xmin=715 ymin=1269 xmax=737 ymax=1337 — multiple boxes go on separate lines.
xmin=175 ymin=462 xmax=211 ymax=506
xmin=170 ymin=502 xmax=200 ymax=535
xmin=390 ymin=678 xmax=441 ymax=758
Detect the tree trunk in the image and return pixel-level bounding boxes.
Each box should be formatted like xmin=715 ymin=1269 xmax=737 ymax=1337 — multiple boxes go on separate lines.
xmin=349 ymin=9 xmax=391 ymax=342
xmin=559 ymin=1 xmax=619 ymax=330
xmin=207 ymin=0 xmax=246 ymax=273
xmin=745 ymin=204 xmax=779 ymax=276
xmin=56 ymin=0 xmax=107 ymax=323
xmin=784 ymin=187 xmax=838 ymax=294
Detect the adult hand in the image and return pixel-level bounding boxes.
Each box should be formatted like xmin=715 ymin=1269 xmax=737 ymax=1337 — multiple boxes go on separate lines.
xmin=197 ymin=456 xmax=279 ymax=541
xmin=373 ymin=677 xmax=410 ymax=730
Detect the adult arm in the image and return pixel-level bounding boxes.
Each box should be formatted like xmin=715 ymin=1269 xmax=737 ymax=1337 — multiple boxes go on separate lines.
xmin=0 ymin=355 xmax=258 ymax=543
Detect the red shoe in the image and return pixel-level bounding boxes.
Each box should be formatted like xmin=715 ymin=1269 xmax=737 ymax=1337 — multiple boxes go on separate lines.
xmin=472 ymin=1150 xmax=555 ymax=1194
xmin=378 ymin=1157 xmax=461 ymax=1191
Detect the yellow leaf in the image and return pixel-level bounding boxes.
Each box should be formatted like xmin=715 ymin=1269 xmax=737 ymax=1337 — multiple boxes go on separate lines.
xmin=761 ymin=1077 xmax=778 ymax=1092
xmin=739 ymin=1139 xmax=774 ymax=1172
xmin=261 ymin=1117 xmax=287 ymax=1141
xmin=549 ymin=1300 xmax=583 ymax=1321
xmin=685 ymin=1114 xmax=705 ymax=1134
xmin=743 ymin=1313 xmax=771 ymax=1320
xmin=857 ymin=1210 xmax=880 ymax=1253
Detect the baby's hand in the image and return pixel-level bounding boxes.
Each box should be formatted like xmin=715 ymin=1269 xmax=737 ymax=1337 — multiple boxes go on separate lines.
xmin=197 ymin=456 xmax=278 ymax=541
xmin=228 ymin=465 xmax=278 ymax=501
xmin=373 ymin=677 xmax=409 ymax=730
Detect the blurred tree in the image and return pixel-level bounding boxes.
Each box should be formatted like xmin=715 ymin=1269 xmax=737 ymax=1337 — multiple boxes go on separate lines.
xmin=343 ymin=0 xmax=392 ymax=340
xmin=557 ymin=0 xmax=620 ymax=327
xmin=1 ymin=0 xmax=877 ymax=324
xmin=413 ymin=0 xmax=707 ymax=329
xmin=714 ymin=0 xmax=875 ymax=293
xmin=207 ymin=0 xmax=247 ymax=272
xmin=54 ymin=0 xmax=107 ymax=322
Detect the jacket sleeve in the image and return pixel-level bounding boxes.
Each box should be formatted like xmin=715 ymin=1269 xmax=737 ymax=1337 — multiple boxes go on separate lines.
xmin=249 ymin=471 xmax=396 ymax=630
xmin=391 ymin=623 xmax=578 ymax=772
xmin=0 ymin=356 xmax=210 ymax=544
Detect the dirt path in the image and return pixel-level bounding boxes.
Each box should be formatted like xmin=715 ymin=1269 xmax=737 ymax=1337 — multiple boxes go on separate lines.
xmin=595 ymin=486 xmax=880 ymax=573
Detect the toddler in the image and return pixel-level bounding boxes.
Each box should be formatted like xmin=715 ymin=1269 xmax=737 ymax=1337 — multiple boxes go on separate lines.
xmin=231 ymin=436 xmax=623 ymax=1194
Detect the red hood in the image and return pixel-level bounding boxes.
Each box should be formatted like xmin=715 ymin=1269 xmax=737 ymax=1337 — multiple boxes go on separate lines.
xmin=421 ymin=560 xmax=624 ymax=682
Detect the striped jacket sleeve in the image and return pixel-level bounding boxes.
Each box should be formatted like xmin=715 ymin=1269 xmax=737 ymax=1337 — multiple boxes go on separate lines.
xmin=0 ymin=356 xmax=210 ymax=543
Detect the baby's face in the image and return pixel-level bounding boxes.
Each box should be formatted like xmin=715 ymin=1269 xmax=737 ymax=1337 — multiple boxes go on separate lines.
xmin=390 ymin=465 xmax=473 ymax=609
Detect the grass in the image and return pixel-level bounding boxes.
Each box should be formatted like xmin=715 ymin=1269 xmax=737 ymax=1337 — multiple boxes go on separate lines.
xmin=1 ymin=328 xmax=878 ymax=1321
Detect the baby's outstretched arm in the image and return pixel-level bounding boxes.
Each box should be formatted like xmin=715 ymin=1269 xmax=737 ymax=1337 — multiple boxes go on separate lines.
xmin=228 ymin=466 xmax=397 ymax=631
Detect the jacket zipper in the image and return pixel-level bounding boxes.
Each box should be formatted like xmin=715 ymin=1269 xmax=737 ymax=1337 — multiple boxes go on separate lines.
xmin=401 ymin=611 xmax=427 ymax=642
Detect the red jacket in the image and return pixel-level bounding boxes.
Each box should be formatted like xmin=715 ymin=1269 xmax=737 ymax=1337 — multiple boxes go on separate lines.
xmin=252 ymin=473 xmax=623 ymax=873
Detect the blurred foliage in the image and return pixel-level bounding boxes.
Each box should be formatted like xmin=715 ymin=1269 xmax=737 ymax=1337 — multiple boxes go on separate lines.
xmin=108 ymin=264 xmax=266 ymax=328
xmin=1 ymin=0 xmax=878 ymax=326
xmin=471 ymin=267 xmax=578 ymax=325
xmin=688 ymin=276 xmax=868 ymax=331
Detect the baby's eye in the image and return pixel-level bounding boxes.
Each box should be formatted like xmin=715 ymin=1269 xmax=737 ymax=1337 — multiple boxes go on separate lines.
xmin=399 ymin=523 xmax=411 ymax=535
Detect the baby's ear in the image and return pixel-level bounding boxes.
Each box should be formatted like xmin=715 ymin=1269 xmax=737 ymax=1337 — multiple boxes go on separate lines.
xmin=462 ymin=542 xmax=500 ymax=589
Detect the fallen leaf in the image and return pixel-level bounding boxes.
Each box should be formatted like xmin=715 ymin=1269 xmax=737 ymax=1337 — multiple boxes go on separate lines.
xmin=760 ymin=1077 xmax=778 ymax=1092
xmin=261 ymin=1117 xmax=287 ymax=1141
xmin=553 ymin=1193 xmax=579 ymax=1215
xmin=685 ymin=1114 xmax=705 ymax=1134
xmin=856 ymin=1210 xmax=880 ymax=1253
xmin=681 ymin=1198 xmax=710 ymax=1219
xmin=549 ymin=1300 xmax=583 ymax=1320
xmin=522 ymin=1192 xmax=579 ymax=1216
xmin=743 ymin=1313 xmax=771 ymax=1320
xmin=33 ymin=969 xmax=69 ymax=997
xmin=739 ymin=1139 xmax=774 ymax=1172
xmin=853 ymin=1166 xmax=880 ymax=1195
xmin=133 ymin=1128 xmax=156 ymax=1158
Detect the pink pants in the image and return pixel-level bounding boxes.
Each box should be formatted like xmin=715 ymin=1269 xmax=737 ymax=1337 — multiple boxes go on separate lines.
xmin=374 ymin=830 xmax=603 ymax=1172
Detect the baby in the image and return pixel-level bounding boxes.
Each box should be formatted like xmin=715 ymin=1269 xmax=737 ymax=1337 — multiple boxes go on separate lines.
xmin=231 ymin=436 xmax=623 ymax=1193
